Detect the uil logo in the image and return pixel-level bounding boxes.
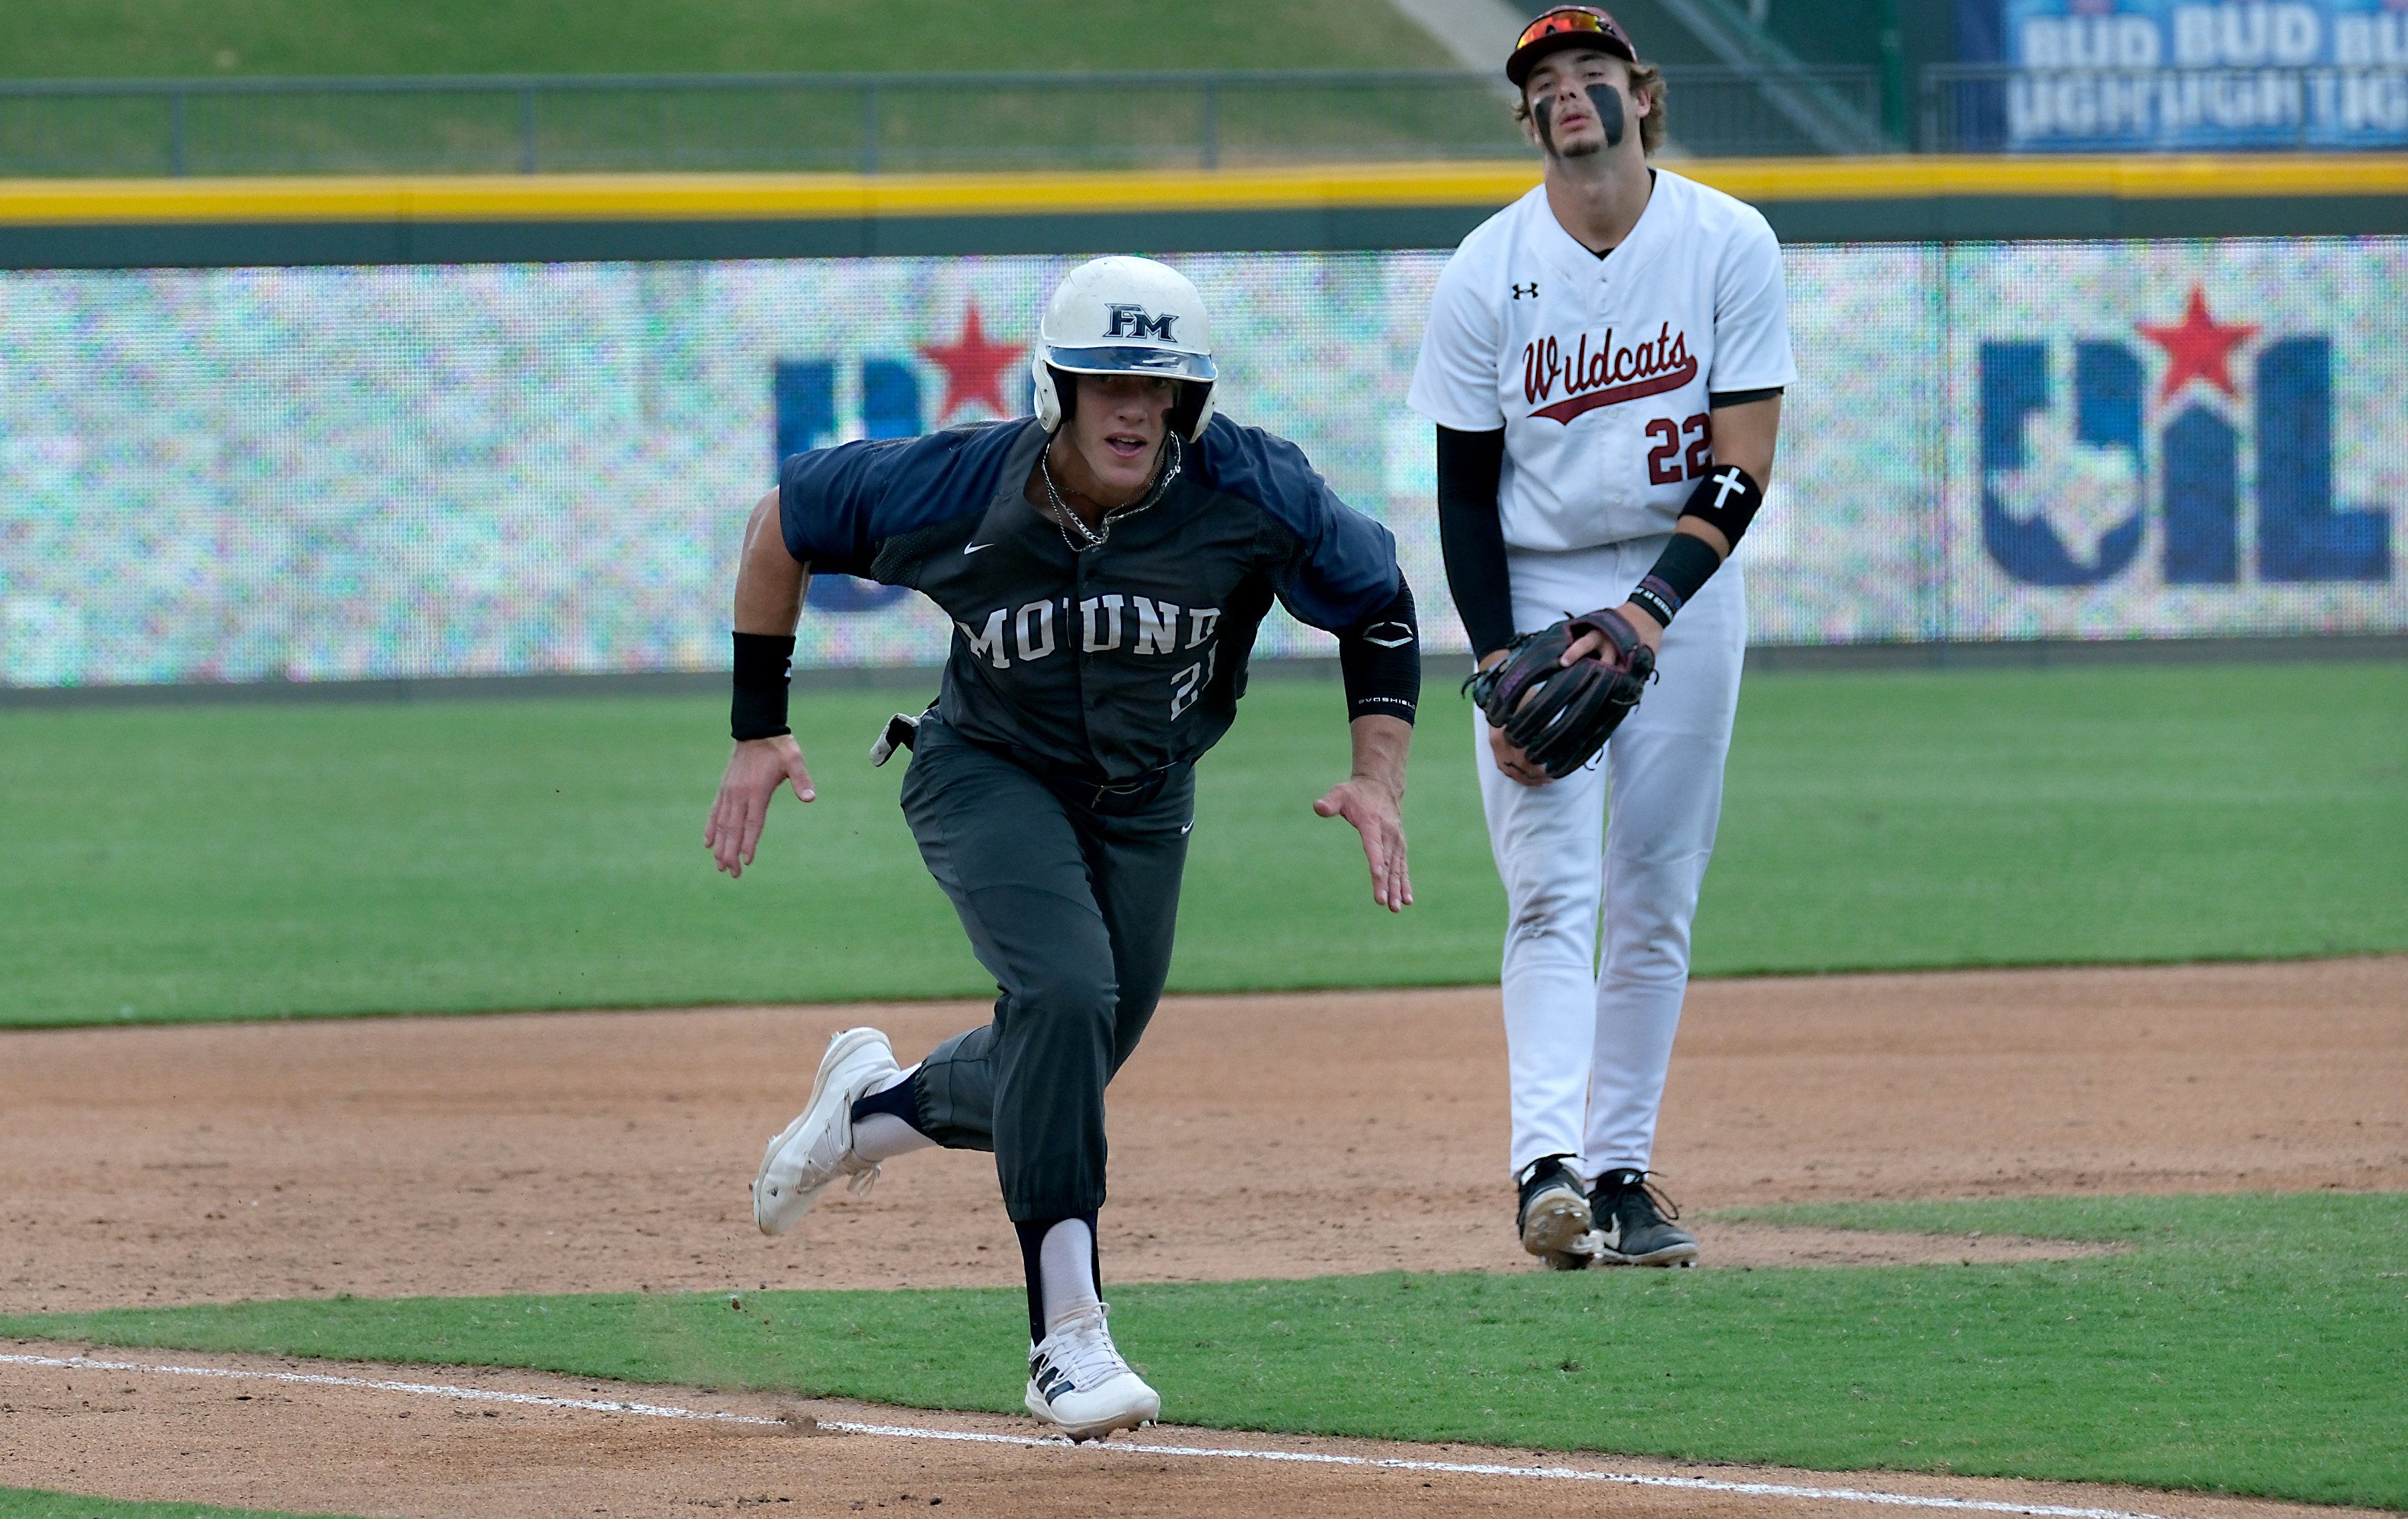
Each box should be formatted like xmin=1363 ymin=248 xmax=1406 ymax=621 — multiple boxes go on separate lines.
xmin=773 ymin=302 xmax=1027 ymax=611
xmin=1980 ymin=284 xmax=2391 ymax=586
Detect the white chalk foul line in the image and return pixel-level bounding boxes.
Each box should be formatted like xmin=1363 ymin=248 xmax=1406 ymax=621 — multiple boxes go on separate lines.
xmin=2 ymin=1352 xmax=772 ymax=1426
xmin=2 ymin=1352 xmax=2183 ymax=1519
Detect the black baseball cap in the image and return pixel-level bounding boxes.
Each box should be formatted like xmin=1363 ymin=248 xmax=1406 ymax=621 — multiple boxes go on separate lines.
xmin=1506 ymin=5 xmax=1641 ymax=86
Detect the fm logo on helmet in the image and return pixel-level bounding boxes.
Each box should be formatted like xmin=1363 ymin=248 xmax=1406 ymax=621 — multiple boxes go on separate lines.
xmin=1105 ymin=304 xmax=1179 ymax=342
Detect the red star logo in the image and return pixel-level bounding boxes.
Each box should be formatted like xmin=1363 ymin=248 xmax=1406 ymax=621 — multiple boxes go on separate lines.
xmin=919 ymin=303 xmax=1023 ymax=423
xmin=2136 ymin=285 xmax=2257 ymax=404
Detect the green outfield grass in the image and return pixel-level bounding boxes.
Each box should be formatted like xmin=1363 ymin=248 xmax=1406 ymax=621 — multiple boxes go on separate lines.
xmin=0 ymin=1496 xmax=353 ymax=1519
xmin=1701 ymin=658 xmax=2408 ymax=973
xmin=2 ymin=660 xmax=2403 ymax=1028
xmin=0 ymin=0 xmax=1449 ymax=79
xmin=6 ymin=1193 xmax=2401 ymax=1508
xmin=0 ymin=1 xmax=1490 ymax=176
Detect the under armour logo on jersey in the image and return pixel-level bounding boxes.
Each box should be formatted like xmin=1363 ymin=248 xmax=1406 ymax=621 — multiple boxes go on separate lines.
xmin=1512 ymin=282 xmax=1540 ymax=300
xmin=1105 ymin=303 xmax=1178 ymax=342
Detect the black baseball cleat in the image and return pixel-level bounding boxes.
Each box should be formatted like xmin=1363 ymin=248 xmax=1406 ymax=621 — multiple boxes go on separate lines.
xmin=1516 ymin=1154 xmax=1595 ymax=1270
xmin=1588 ymin=1169 xmax=1699 ymax=1267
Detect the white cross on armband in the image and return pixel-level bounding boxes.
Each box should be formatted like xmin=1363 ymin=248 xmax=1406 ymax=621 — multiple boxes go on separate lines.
xmin=1712 ymin=466 xmax=1749 ymax=510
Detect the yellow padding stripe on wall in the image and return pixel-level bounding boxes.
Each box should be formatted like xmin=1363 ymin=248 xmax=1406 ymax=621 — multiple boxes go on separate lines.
xmin=0 ymin=165 xmax=1524 ymax=225
xmin=1698 ymin=154 xmax=2408 ymax=200
xmin=0 ymin=155 xmax=2403 ymax=225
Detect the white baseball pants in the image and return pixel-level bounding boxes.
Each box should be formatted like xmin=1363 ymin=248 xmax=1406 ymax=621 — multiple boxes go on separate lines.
xmin=1475 ymin=534 xmax=1747 ymax=1187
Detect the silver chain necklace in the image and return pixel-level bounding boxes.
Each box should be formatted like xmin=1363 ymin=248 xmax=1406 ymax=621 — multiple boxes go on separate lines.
xmin=1039 ymin=432 xmax=1183 ymax=554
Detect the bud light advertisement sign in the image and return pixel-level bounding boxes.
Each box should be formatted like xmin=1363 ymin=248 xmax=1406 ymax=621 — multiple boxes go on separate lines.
xmin=1993 ymin=0 xmax=2408 ymax=150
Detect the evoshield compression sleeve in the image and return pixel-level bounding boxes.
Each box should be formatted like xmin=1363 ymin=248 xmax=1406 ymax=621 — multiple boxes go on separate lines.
xmin=1336 ymin=576 xmax=1421 ymax=724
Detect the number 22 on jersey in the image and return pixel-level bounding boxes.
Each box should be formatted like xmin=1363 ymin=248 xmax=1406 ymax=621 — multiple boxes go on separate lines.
xmin=1643 ymin=413 xmax=1713 ymax=486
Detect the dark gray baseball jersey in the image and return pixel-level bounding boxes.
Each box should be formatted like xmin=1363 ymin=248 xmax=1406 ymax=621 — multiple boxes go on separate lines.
xmin=780 ymin=415 xmax=1419 ymax=782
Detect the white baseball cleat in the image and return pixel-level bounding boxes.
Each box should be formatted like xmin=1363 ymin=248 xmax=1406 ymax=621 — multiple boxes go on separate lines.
xmin=1024 ymin=1302 xmax=1161 ymax=1442
xmin=752 ymin=1027 xmax=900 ymax=1236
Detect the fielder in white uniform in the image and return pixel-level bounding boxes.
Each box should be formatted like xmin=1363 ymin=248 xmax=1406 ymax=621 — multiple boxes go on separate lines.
xmin=1407 ymin=5 xmax=1795 ymax=1270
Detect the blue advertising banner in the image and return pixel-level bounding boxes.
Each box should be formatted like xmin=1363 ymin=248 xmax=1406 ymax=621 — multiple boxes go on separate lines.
xmin=1999 ymin=0 xmax=2408 ymax=150
xmin=1944 ymin=237 xmax=2401 ymax=637
xmin=0 ymin=242 xmax=2400 ymax=691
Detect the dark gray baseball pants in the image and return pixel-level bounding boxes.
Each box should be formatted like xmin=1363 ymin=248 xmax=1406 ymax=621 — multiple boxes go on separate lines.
xmin=898 ymin=715 xmax=1193 ymax=1223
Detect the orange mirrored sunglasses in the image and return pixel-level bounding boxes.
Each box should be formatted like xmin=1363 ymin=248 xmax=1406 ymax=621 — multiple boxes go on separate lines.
xmin=1512 ymin=6 xmax=1636 ymax=63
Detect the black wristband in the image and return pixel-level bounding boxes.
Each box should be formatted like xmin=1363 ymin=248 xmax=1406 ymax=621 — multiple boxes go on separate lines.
xmin=731 ymin=631 xmax=795 ymax=741
xmin=1679 ymin=462 xmax=1765 ymax=546
xmin=1627 ymin=577 xmax=1682 ymax=629
xmin=1632 ymin=534 xmax=1724 ymax=627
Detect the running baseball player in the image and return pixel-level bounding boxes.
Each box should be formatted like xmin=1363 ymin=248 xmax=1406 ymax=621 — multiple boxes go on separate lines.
xmin=707 ymin=256 xmax=1421 ymax=1441
xmin=1407 ymin=7 xmax=1794 ymax=1270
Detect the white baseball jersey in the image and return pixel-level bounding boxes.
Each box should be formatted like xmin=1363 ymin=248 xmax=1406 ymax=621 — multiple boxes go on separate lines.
xmin=1407 ymin=169 xmax=1795 ymax=553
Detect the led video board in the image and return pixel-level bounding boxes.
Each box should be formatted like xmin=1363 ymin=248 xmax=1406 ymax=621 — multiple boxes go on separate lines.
xmin=0 ymin=242 xmax=2399 ymax=689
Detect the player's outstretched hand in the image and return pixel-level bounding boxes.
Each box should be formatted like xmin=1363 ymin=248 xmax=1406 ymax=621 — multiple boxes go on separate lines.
xmin=708 ymin=735 xmax=815 ymax=878
xmin=1314 ymin=776 xmax=1413 ymax=913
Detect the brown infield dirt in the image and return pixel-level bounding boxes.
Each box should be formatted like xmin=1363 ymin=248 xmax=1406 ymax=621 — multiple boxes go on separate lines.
xmin=2 ymin=955 xmax=2403 ymax=1518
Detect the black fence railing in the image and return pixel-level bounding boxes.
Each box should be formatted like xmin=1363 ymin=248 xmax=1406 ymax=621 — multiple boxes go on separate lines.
xmin=0 ymin=66 xmax=1881 ymax=177
xmin=1921 ymin=62 xmax=2408 ymax=154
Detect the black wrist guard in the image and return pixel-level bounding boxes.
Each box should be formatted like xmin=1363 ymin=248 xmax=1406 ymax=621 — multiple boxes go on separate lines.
xmin=1629 ymin=534 xmax=1723 ymax=627
xmin=731 ymin=632 xmax=795 ymax=740
xmin=1680 ymin=462 xmax=1765 ymax=546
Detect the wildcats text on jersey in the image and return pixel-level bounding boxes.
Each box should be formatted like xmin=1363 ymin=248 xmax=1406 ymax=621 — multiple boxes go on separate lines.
xmin=1522 ymin=322 xmax=1700 ymax=424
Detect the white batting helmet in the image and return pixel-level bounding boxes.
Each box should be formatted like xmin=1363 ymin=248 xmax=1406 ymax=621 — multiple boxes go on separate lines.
xmin=1030 ymin=256 xmax=1219 ymax=441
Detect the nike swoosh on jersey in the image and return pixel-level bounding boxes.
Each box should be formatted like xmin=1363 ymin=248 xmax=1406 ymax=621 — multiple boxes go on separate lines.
xmin=1179 ymin=820 xmax=1195 ymax=835
xmin=963 ymin=541 xmax=998 ymax=554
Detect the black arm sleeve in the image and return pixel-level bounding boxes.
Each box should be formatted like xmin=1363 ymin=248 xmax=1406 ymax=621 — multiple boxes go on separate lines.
xmin=1434 ymin=425 xmax=1517 ymax=658
xmin=1707 ymin=385 xmax=1784 ymax=409
xmin=1335 ymin=575 xmax=1421 ymax=725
